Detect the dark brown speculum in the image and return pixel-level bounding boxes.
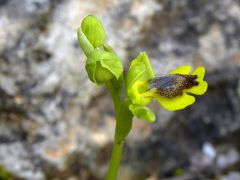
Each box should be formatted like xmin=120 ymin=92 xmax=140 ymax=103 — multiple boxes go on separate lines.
xmin=149 ymin=74 xmax=199 ymax=99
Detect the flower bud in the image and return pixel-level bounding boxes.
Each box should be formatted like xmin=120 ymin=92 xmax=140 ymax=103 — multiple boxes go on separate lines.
xmin=81 ymin=15 xmax=106 ymax=48
xmin=86 ymin=50 xmax=123 ymax=85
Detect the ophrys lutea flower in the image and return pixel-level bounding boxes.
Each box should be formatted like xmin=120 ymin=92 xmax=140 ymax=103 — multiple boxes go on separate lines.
xmin=148 ymin=65 xmax=208 ymax=111
xmin=125 ymin=52 xmax=208 ymax=122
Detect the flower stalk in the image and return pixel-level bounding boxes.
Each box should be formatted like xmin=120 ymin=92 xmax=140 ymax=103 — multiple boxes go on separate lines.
xmin=106 ymin=140 xmax=123 ymax=180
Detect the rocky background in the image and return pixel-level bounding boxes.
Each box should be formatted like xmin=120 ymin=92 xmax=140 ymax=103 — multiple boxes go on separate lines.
xmin=0 ymin=0 xmax=240 ymax=179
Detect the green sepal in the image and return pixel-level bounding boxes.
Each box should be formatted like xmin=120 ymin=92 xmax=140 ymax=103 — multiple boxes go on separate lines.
xmin=100 ymin=54 xmax=123 ymax=80
xmin=81 ymin=15 xmax=106 ymax=48
xmin=115 ymin=100 xmax=133 ymax=143
xmin=129 ymin=104 xmax=156 ymax=122
xmin=125 ymin=52 xmax=155 ymax=105
xmin=125 ymin=61 xmax=145 ymax=92
xmin=77 ymin=28 xmax=94 ymax=57
xmin=95 ymin=61 xmax=114 ymax=83
xmin=125 ymin=52 xmax=155 ymax=91
xmin=85 ymin=50 xmax=123 ymax=85
xmin=103 ymin=43 xmax=116 ymax=54
xmin=85 ymin=61 xmax=97 ymax=83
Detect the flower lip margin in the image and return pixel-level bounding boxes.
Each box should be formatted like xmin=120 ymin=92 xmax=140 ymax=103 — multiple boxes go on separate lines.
xmin=184 ymin=66 xmax=208 ymax=96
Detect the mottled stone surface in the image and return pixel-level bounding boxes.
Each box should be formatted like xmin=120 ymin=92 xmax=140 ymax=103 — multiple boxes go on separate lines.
xmin=0 ymin=0 xmax=240 ymax=179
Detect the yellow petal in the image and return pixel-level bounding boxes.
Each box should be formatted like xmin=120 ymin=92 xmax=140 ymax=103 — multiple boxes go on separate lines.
xmin=128 ymin=81 xmax=152 ymax=106
xmin=168 ymin=65 xmax=192 ymax=75
xmin=191 ymin=66 xmax=205 ymax=82
xmin=186 ymin=81 xmax=208 ymax=95
xmin=156 ymin=93 xmax=195 ymax=111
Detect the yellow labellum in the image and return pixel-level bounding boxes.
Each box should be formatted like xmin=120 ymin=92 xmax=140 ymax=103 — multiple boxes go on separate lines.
xmin=155 ymin=66 xmax=207 ymax=111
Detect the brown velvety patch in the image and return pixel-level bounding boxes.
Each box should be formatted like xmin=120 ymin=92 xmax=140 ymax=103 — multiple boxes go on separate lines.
xmin=149 ymin=74 xmax=199 ymax=99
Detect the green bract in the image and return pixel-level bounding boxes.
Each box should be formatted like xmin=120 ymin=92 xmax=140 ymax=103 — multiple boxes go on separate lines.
xmin=125 ymin=52 xmax=156 ymax=122
xmin=81 ymin=15 xmax=106 ymax=48
xmin=86 ymin=49 xmax=123 ymax=85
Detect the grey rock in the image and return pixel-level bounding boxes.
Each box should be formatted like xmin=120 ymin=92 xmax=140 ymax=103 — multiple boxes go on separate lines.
xmin=221 ymin=172 xmax=240 ymax=180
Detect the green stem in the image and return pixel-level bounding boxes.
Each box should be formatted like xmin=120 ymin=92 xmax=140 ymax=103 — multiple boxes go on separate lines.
xmin=105 ymin=75 xmax=133 ymax=180
xmin=106 ymin=100 xmax=133 ymax=180
xmin=106 ymin=140 xmax=124 ymax=180
xmin=106 ymin=79 xmax=122 ymax=115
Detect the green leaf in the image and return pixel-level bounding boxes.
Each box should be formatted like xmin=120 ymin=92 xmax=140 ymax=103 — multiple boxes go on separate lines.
xmin=129 ymin=104 xmax=156 ymax=122
xmin=81 ymin=15 xmax=106 ymax=48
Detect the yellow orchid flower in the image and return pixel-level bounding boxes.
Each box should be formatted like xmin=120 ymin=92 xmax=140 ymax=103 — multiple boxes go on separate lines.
xmin=126 ymin=52 xmax=208 ymax=121
xmin=148 ymin=65 xmax=208 ymax=111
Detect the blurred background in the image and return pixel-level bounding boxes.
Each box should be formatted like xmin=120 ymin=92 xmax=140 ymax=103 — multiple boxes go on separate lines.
xmin=0 ymin=0 xmax=240 ymax=179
